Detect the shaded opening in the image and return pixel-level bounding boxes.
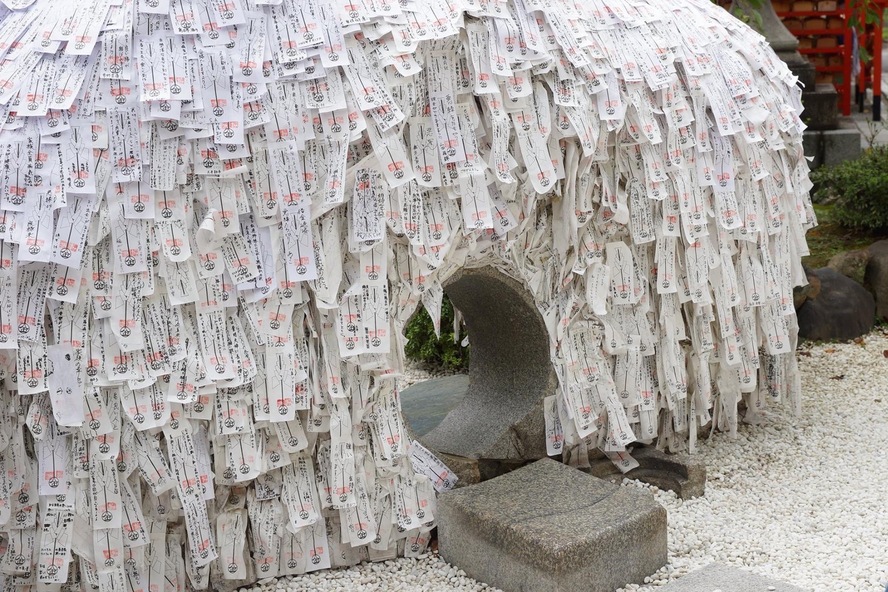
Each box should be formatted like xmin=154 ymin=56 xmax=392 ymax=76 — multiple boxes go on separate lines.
xmin=400 ymin=267 xmax=556 ymax=462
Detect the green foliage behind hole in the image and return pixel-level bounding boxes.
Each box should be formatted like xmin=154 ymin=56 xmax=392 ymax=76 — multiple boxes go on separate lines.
xmin=812 ymin=147 xmax=888 ymax=230
xmin=404 ymin=296 xmax=470 ymax=371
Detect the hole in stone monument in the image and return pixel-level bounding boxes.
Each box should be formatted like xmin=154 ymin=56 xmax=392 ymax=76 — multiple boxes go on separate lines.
xmin=400 ymin=267 xmax=557 ymax=482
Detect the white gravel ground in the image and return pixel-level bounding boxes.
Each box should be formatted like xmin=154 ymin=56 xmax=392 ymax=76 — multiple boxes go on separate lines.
xmin=244 ymin=332 xmax=888 ymax=592
xmin=618 ymin=331 xmax=888 ymax=592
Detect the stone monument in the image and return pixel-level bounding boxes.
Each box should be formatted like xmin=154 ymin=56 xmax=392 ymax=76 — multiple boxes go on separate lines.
xmin=0 ymin=0 xmax=813 ymax=589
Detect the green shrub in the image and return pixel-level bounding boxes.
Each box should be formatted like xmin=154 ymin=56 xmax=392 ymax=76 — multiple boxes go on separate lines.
xmin=404 ymin=296 xmax=470 ymax=370
xmin=811 ymin=147 xmax=888 ymax=230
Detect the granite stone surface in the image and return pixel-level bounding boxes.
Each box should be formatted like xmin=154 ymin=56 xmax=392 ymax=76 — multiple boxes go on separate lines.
xmin=420 ymin=267 xmax=557 ymax=462
xmin=437 ymin=459 xmax=667 ymax=592
xmin=865 ymin=240 xmax=888 ymax=321
xmin=821 ymin=123 xmax=862 ymax=167
xmin=400 ymin=375 xmax=469 ymax=437
xmin=587 ymin=446 xmax=706 ymax=499
xmin=801 ymin=83 xmax=839 ymax=131
xmin=657 ymin=563 xmax=807 ymax=591
xmin=797 ymin=268 xmax=875 ymax=341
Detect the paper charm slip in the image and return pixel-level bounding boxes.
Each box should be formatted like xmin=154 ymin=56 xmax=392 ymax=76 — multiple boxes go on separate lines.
xmin=0 ymin=0 xmax=814 ymax=587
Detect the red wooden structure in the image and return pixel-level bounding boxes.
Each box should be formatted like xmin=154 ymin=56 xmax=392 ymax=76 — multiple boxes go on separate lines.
xmin=774 ymin=0 xmax=887 ymax=120
xmin=852 ymin=0 xmax=886 ymax=120
xmin=775 ymin=1 xmax=855 ymax=116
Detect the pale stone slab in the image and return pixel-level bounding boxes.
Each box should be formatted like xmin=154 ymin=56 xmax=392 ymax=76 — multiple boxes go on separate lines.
xmin=437 ymin=459 xmax=667 ymax=592
xmin=658 ymin=563 xmax=807 ymax=591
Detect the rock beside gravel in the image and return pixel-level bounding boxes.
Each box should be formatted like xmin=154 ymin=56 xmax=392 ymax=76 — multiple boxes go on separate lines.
xmin=864 ymin=240 xmax=888 ymax=319
xmin=797 ymin=268 xmax=875 ymax=340
xmin=828 ymin=248 xmax=870 ymax=285
xmin=654 ymin=563 xmax=805 ymax=591
xmin=793 ymin=266 xmax=821 ymax=310
xmin=586 ymin=447 xmax=706 ymax=500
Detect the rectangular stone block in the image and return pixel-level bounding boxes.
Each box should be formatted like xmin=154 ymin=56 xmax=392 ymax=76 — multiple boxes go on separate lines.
xmin=657 ymin=563 xmax=806 ymax=591
xmin=801 ymin=83 xmax=839 ymax=131
xmin=437 ymin=458 xmax=667 ymax=592
xmin=802 ymin=130 xmax=822 ymax=169
xmin=822 ymin=123 xmax=862 ymax=168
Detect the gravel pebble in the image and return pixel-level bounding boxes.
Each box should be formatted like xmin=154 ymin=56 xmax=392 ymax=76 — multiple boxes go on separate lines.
xmin=241 ymin=554 xmax=491 ymax=592
xmin=246 ymin=335 xmax=888 ymax=592
xmin=617 ymin=332 xmax=888 ymax=592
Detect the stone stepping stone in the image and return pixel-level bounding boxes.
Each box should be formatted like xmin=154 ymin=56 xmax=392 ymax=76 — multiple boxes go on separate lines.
xmin=437 ymin=458 xmax=666 ymax=592
xmin=657 ymin=563 xmax=806 ymax=591
xmin=400 ymin=375 xmax=468 ymax=437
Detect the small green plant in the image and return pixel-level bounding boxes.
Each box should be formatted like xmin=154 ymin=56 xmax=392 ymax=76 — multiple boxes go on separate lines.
xmin=726 ymin=0 xmax=765 ymax=30
xmin=811 ymin=147 xmax=888 ymax=229
xmin=404 ymin=297 xmax=470 ymax=370
xmin=850 ymin=0 xmax=884 ymax=63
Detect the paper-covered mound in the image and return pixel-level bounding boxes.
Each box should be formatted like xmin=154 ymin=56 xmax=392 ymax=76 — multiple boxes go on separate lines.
xmin=0 ymin=0 xmax=814 ymax=588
